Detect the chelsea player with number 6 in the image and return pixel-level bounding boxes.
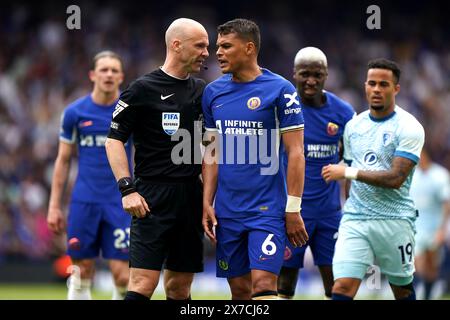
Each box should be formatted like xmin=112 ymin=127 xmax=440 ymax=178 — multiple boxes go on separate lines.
xmin=202 ymin=19 xmax=308 ymax=300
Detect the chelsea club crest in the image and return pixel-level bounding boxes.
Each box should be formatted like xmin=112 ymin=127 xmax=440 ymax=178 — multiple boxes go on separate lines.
xmin=247 ymin=97 xmax=261 ymax=110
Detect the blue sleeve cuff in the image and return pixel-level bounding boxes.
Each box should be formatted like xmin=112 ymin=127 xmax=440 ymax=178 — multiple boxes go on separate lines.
xmin=394 ymin=151 xmax=419 ymax=164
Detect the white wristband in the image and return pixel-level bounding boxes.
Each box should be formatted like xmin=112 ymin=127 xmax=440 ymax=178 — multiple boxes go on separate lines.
xmin=286 ymin=195 xmax=302 ymax=213
xmin=345 ymin=167 xmax=359 ymax=180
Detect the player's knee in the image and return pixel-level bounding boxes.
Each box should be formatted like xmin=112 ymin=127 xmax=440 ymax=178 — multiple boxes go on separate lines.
xmin=112 ymin=271 xmax=129 ymax=287
xmin=322 ymin=278 xmax=334 ymax=299
xmin=228 ymin=279 xmax=252 ymax=300
xmin=253 ymin=276 xmax=277 ymax=296
xmin=73 ymin=260 xmax=95 ymax=279
xmin=332 ymin=278 xmax=355 ymax=296
xmin=128 ymin=272 xmax=157 ymax=297
xmin=109 ymin=260 xmax=129 ymax=283
xmin=164 ymin=276 xmax=193 ymax=299
xmin=277 ymin=268 xmax=298 ymax=298
xmin=390 ymin=281 xmax=416 ymax=300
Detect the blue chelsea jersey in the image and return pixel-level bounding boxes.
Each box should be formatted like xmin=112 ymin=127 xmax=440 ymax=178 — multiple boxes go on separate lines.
xmin=59 ymin=95 xmax=132 ymax=203
xmin=202 ymin=68 xmax=304 ymax=218
xmin=297 ymin=91 xmax=355 ymax=218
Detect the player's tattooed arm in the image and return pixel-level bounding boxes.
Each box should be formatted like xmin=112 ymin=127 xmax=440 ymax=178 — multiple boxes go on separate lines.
xmin=356 ymin=156 xmax=416 ymax=189
xmin=322 ymin=156 xmax=416 ymax=189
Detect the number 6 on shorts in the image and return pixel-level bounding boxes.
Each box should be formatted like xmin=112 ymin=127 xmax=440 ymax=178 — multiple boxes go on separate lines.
xmin=261 ymin=233 xmax=277 ymax=256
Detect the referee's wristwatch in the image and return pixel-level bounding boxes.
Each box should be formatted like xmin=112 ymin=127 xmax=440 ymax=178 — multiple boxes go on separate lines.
xmin=118 ymin=177 xmax=137 ymax=197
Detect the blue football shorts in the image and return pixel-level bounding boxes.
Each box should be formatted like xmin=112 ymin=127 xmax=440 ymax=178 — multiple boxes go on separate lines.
xmin=283 ymin=213 xmax=341 ymax=269
xmin=67 ymin=201 xmax=131 ymax=260
xmin=215 ymin=215 xmax=286 ymax=278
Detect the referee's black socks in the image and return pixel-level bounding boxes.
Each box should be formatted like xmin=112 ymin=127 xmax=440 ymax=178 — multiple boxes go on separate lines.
xmin=124 ymin=291 xmax=149 ymax=300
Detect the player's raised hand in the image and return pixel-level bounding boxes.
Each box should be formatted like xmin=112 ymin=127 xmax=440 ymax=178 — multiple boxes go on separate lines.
xmin=203 ymin=204 xmax=217 ymax=244
xmin=285 ymin=212 xmax=308 ymax=247
xmin=321 ymin=164 xmax=345 ymax=183
xmin=122 ymin=192 xmax=150 ymax=218
xmin=47 ymin=207 xmax=66 ymax=234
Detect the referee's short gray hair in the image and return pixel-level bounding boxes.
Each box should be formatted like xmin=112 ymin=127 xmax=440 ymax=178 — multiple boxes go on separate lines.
xmin=294 ymin=47 xmax=327 ymax=67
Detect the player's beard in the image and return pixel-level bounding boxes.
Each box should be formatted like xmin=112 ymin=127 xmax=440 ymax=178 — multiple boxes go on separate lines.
xmin=370 ymin=104 xmax=385 ymax=111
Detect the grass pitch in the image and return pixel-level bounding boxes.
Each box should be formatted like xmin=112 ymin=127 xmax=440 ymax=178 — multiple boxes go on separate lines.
xmin=0 ymin=283 xmax=448 ymax=300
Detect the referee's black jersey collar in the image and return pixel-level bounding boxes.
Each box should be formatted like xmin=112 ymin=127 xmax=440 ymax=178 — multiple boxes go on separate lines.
xmin=159 ymin=67 xmax=190 ymax=81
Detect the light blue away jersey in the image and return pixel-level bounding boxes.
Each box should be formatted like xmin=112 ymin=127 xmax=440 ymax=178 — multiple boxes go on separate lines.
xmin=202 ymin=68 xmax=304 ymax=218
xmin=343 ymin=105 xmax=425 ymax=221
xmin=410 ymin=163 xmax=450 ymax=232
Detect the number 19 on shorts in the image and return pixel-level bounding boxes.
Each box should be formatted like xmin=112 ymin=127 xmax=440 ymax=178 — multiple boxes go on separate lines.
xmin=398 ymin=242 xmax=413 ymax=264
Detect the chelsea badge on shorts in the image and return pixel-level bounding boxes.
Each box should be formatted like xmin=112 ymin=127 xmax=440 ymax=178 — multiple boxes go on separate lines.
xmin=162 ymin=112 xmax=180 ymax=135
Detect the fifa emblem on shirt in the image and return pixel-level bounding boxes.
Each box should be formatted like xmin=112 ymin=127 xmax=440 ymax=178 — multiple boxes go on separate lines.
xmin=247 ymin=97 xmax=261 ymax=110
xmin=327 ymin=122 xmax=339 ymax=136
xmin=382 ymin=131 xmax=394 ymax=146
xmin=162 ymin=112 xmax=180 ymax=135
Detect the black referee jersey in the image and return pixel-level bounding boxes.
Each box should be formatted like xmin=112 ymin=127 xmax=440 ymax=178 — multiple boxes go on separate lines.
xmin=108 ymin=68 xmax=205 ymax=179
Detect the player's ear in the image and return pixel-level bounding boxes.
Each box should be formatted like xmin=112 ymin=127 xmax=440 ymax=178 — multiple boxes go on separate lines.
xmin=394 ymin=83 xmax=400 ymax=95
xmin=172 ymin=39 xmax=182 ymax=53
xmin=293 ymin=69 xmax=298 ymax=81
xmin=118 ymin=71 xmax=124 ymax=85
xmin=88 ymin=70 xmax=96 ymax=83
xmin=246 ymin=42 xmax=256 ymax=56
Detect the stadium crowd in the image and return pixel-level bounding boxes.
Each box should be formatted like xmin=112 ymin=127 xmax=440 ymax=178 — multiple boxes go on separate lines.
xmin=0 ymin=0 xmax=449 ymax=289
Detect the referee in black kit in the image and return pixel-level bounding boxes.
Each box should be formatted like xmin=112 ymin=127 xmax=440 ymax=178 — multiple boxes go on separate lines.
xmin=105 ymin=18 xmax=209 ymax=300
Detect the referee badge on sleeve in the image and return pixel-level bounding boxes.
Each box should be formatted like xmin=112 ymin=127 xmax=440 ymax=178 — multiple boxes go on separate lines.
xmin=162 ymin=112 xmax=180 ymax=135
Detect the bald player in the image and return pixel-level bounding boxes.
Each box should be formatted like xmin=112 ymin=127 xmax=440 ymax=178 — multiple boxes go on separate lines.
xmin=278 ymin=47 xmax=355 ymax=299
xmin=105 ymin=18 xmax=209 ymax=300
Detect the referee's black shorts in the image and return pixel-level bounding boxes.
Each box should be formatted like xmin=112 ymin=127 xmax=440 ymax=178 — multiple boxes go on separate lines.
xmin=129 ymin=176 xmax=204 ymax=273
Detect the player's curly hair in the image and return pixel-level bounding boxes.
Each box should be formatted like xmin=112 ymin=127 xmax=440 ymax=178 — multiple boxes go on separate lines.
xmin=217 ymin=18 xmax=260 ymax=54
xmin=368 ymin=58 xmax=401 ymax=84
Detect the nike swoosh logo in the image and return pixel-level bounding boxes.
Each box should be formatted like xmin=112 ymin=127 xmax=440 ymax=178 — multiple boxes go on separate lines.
xmin=161 ymin=93 xmax=175 ymax=100
xmin=213 ymin=104 xmax=223 ymax=109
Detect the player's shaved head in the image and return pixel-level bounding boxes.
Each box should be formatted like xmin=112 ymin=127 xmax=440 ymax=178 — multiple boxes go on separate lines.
xmin=165 ymin=18 xmax=207 ymax=47
xmin=294 ymin=47 xmax=327 ymax=68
